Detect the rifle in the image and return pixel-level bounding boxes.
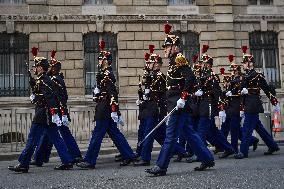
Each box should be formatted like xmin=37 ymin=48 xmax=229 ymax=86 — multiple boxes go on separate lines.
xmin=25 ymin=60 xmax=35 ymax=93
xmin=138 ymin=75 xmax=143 ymax=101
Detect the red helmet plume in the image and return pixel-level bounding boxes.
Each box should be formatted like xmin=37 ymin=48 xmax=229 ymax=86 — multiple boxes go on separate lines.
xmin=144 ymin=53 xmax=150 ymax=61
xmin=241 ymin=46 xmax=248 ymax=54
xmin=228 ymin=55 xmax=234 ymax=63
xmin=31 ymin=47 xmax=38 ymax=57
xmin=149 ymin=45 xmax=155 ymax=54
xmin=192 ymin=54 xmax=198 ymax=63
xmin=164 ymin=23 xmax=172 ymax=34
xmin=51 ymin=50 xmax=56 ymax=59
xmin=220 ymin=67 xmax=225 ymax=75
xmin=99 ymin=40 xmax=105 ymax=51
xmin=202 ymin=45 xmax=209 ymax=53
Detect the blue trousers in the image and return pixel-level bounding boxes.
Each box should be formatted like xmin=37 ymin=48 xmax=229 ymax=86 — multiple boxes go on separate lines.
xmin=240 ymin=113 xmax=279 ymax=157
xmin=84 ymin=119 xmax=135 ymax=166
xmin=177 ymin=116 xmax=199 ymax=155
xmin=137 ymin=117 xmax=186 ymax=160
xmin=221 ymin=116 xmax=259 ymax=153
xmin=197 ymin=116 xmax=234 ymax=152
xmin=18 ymin=123 xmax=73 ymax=167
xmin=140 ymin=117 xmax=159 ymax=161
xmin=156 ymin=112 xmax=214 ymax=169
xmin=34 ymin=125 xmax=81 ymax=165
xmin=220 ymin=116 xmax=241 ymax=153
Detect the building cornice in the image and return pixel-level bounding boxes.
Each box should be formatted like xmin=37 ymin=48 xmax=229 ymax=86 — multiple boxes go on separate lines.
xmin=234 ymin=15 xmax=284 ymax=23
xmin=0 ymin=14 xmax=215 ymax=23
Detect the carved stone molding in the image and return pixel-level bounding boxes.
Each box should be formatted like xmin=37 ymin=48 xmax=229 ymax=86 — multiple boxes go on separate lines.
xmin=0 ymin=14 xmax=215 ymax=23
xmin=234 ymin=15 xmax=284 ymax=22
xmin=6 ymin=21 xmax=14 ymax=34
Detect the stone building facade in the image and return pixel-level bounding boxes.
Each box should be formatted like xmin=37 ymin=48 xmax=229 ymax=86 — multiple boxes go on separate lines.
xmin=0 ymin=0 xmax=284 ymax=109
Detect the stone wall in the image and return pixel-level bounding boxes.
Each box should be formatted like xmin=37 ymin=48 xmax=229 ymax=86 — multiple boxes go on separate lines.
xmin=0 ymin=0 xmax=284 ymax=103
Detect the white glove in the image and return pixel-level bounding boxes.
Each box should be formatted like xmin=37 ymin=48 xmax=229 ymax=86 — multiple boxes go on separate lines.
xmin=118 ymin=116 xmax=125 ymax=126
xmin=62 ymin=115 xmax=69 ymax=126
xmin=176 ymin=98 xmax=185 ymax=110
xmin=241 ymin=88 xmax=248 ymax=95
xmin=274 ymin=104 xmax=281 ymax=113
xmin=111 ymin=112 xmax=119 ymax=123
xmin=136 ymin=99 xmax=141 ymax=106
xmin=144 ymin=89 xmax=150 ymax=94
xmin=30 ymin=94 xmax=35 ymax=102
xmin=93 ymin=87 xmax=100 ymax=95
xmin=219 ymin=111 xmax=226 ymax=123
xmin=195 ymin=89 xmax=203 ymax=97
xmin=225 ymin=91 xmax=232 ymax=97
xmin=240 ymin=111 xmax=245 ymax=119
xmin=52 ymin=114 xmax=62 ymax=127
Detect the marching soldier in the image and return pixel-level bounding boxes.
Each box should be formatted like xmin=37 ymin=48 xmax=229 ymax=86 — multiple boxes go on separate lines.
xmin=235 ymin=46 xmax=280 ymax=159
xmin=134 ymin=46 xmax=167 ymax=166
xmin=31 ymin=50 xmax=82 ymax=166
xmin=145 ymin=23 xmax=214 ymax=176
xmin=9 ymin=48 xmax=74 ymax=173
xmin=195 ymin=45 xmax=235 ymax=159
xmin=174 ymin=54 xmax=200 ymax=163
xmin=219 ymin=55 xmax=259 ymax=154
xmin=76 ymin=40 xmax=136 ymax=169
xmin=219 ymin=55 xmax=245 ymax=154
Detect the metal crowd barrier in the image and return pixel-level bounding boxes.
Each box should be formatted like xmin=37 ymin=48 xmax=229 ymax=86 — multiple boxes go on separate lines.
xmin=0 ymin=104 xmax=283 ymax=153
xmin=0 ymin=106 xmax=139 ymax=153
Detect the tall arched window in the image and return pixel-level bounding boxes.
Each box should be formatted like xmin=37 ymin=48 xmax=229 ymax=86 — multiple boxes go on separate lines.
xmin=249 ymin=31 xmax=280 ymax=88
xmin=83 ymin=32 xmax=118 ymax=95
xmin=175 ymin=31 xmax=200 ymax=63
xmin=0 ymin=33 xmax=29 ymax=97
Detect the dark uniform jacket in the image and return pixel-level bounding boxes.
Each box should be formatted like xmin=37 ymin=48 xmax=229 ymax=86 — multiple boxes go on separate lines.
xmin=138 ymin=69 xmax=167 ymax=119
xmin=197 ymin=69 xmax=222 ymax=117
xmin=166 ymin=52 xmax=197 ymax=115
xmin=241 ymin=69 xmax=278 ymax=114
xmin=94 ymin=66 xmax=119 ymax=120
xmin=223 ymin=75 xmax=242 ymax=117
xmin=50 ymin=73 xmax=69 ymax=119
xmin=31 ymin=72 xmax=59 ymax=124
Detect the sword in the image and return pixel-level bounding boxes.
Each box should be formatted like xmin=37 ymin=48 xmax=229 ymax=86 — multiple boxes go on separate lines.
xmin=137 ymin=107 xmax=176 ymax=147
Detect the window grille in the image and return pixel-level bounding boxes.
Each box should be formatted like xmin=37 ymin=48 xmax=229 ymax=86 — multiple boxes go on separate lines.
xmin=84 ymin=0 xmax=113 ymax=5
xmin=0 ymin=33 xmax=29 ymax=97
xmin=168 ymin=0 xmax=194 ymax=5
xmin=249 ymin=31 xmax=280 ymax=88
xmin=174 ymin=31 xmax=200 ymax=64
xmin=84 ymin=32 xmax=118 ymax=95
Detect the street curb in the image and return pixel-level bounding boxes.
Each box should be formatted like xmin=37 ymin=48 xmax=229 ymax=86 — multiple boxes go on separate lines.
xmin=0 ymin=146 xmax=161 ymax=162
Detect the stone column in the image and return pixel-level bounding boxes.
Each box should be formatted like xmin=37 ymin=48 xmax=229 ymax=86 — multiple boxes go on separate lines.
xmin=213 ymin=0 xmax=234 ymax=71
xmin=279 ymin=24 xmax=284 ymax=89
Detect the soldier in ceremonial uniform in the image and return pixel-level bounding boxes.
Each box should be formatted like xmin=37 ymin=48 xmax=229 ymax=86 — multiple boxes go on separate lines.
xmin=219 ymin=55 xmax=246 ymax=154
xmin=135 ymin=47 xmax=187 ymax=165
xmin=219 ymin=55 xmax=259 ymax=154
xmin=76 ymin=41 xmax=136 ymax=169
xmin=9 ymin=48 xmax=74 ymax=173
xmin=31 ymin=51 xmax=82 ymax=166
xmin=134 ymin=46 xmax=167 ymax=166
xmin=145 ymin=23 xmax=214 ymax=176
xmin=174 ymin=54 xmax=200 ymax=163
xmin=195 ymin=45 xmax=235 ymax=159
xmin=234 ymin=46 xmax=280 ymax=159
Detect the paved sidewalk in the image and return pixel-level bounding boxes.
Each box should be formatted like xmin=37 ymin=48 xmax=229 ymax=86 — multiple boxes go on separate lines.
xmin=1 ymin=131 xmax=284 ymax=161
